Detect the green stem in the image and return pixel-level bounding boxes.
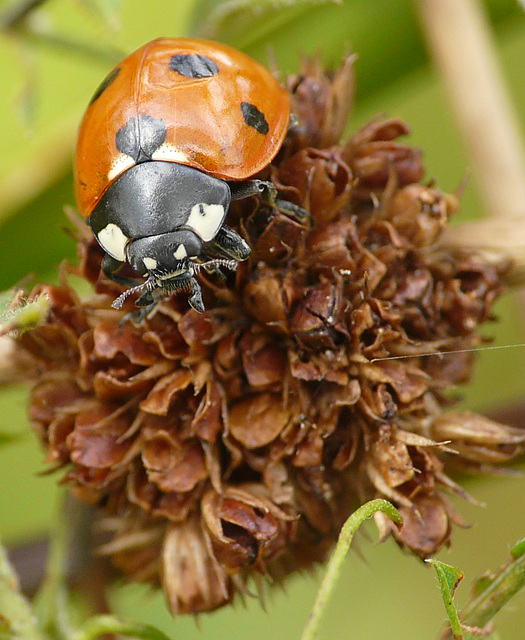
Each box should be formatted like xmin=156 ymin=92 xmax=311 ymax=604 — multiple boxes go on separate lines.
xmin=300 ymin=499 xmax=402 ymax=640
xmin=460 ymin=540 xmax=525 ymax=629
xmin=9 ymin=26 xmax=123 ymax=64
xmin=34 ymin=492 xmax=77 ymax=640
xmin=0 ymin=0 xmax=123 ymax=67
xmin=0 ymin=0 xmax=48 ymax=29
xmin=0 ymin=540 xmax=49 ymax=640
xmin=69 ymin=615 xmax=173 ymax=640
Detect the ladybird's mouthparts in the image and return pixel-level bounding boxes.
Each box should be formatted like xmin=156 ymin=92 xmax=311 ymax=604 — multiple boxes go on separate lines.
xmin=111 ymin=258 xmax=238 ymax=310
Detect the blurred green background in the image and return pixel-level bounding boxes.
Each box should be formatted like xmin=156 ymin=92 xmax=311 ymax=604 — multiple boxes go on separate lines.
xmin=1 ymin=0 xmax=525 ymax=637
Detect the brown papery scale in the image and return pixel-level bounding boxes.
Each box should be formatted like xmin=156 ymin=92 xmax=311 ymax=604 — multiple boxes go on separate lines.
xmin=15 ymin=55 xmax=525 ymax=614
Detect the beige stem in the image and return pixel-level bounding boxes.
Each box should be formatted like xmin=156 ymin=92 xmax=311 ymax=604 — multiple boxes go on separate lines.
xmin=417 ymin=0 xmax=525 ymax=220
xmin=441 ymin=217 xmax=525 ymax=286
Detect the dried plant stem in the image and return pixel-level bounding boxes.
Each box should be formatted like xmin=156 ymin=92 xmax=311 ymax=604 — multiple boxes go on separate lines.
xmin=417 ymin=0 xmax=525 ymax=221
xmin=0 ymin=540 xmax=49 ymax=640
xmin=300 ymin=500 xmax=402 ymax=640
xmin=439 ymin=217 xmax=525 ymax=287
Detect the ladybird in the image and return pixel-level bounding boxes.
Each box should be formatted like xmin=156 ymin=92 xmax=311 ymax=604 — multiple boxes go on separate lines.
xmin=74 ymin=37 xmax=295 ymax=316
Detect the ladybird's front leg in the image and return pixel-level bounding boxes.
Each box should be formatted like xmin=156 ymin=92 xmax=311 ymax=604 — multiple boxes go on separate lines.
xmin=157 ymin=272 xmax=205 ymax=314
xmin=230 ymin=179 xmax=312 ymax=225
xmin=203 ymin=225 xmax=251 ymax=262
xmin=101 ymin=253 xmax=143 ymax=287
xmin=120 ymin=275 xmax=204 ymax=322
xmin=187 ymin=278 xmax=204 ymax=313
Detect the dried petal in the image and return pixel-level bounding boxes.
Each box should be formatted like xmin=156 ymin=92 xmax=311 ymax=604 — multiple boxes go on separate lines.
xmin=162 ymin=518 xmax=231 ymax=614
xmin=229 ymin=394 xmax=289 ymax=449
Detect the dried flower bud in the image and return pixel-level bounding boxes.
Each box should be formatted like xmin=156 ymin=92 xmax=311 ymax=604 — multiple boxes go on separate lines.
xmin=342 ymin=118 xmax=426 ymax=198
xmin=387 ymin=184 xmax=459 ymax=246
xmin=431 ymin=412 xmax=525 ymax=466
xmin=287 ymin=55 xmax=355 ymax=150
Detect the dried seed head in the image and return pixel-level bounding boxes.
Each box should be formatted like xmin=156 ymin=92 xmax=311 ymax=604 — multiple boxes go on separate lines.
xmin=13 ymin=54 xmax=525 ymax=614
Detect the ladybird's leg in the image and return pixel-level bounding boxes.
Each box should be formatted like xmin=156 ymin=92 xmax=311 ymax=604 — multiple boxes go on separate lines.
xmin=115 ymin=284 xmax=160 ymax=325
xmin=273 ymin=198 xmax=313 ymax=225
xmin=161 ymin=273 xmax=205 ymax=312
xmin=187 ymin=278 xmax=204 ymax=313
xmin=203 ymin=225 xmax=251 ymax=262
xmin=230 ymin=179 xmax=275 ymax=202
xmin=119 ymin=285 xmax=170 ymax=325
xmin=101 ymin=253 xmax=142 ymax=287
xmin=119 ymin=307 xmax=150 ymax=326
xmin=229 ymin=180 xmax=312 ymax=225
xmin=152 ymin=271 xmax=205 ymax=314
xmin=121 ymin=290 xmax=159 ymax=324
xmin=199 ymin=226 xmax=251 ymax=281
xmin=135 ymin=290 xmax=157 ymax=308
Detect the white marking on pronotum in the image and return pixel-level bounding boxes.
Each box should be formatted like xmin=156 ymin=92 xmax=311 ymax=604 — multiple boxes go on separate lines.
xmin=143 ymin=257 xmax=158 ymax=270
xmin=151 ymin=143 xmax=188 ymax=163
xmin=97 ymin=223 xmax=129 ymax=261
xmin=174 ymin=244 xmax=188 ymax=259
xmin=107 ymin=153 xmax=135 ymax=182
xmin=186 ymin=203 xmax=225 ymax=242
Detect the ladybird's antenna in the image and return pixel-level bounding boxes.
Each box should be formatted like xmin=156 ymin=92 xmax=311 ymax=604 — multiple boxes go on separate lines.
xmin=112 ymin=277 xmax=155 ymax=310
xmin=193 ymin=259 xmax=238 ymax=273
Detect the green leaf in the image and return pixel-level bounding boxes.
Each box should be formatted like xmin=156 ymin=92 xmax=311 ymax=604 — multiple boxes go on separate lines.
xmin=190 ymin=0 xmax=341 ymax=49
xmin=70 ymin=615 xmax=173 ymax=640
xmin=76 ymin=0 xmax=123 ymax=32
xmin=428 ymin=559 xmax=464 ymax=639
xmin=510 ymin=536 xmax=525 ymax=559
xmin=433 ymin=539 xmax=525 ymax=640
xmin=0 ymin=290 xmax=49 ymax=335
xmin=0 ymin=541 xmax=50 ymax=640
xmin=300 ymin=499 xmax=402 ymax=640
xmin=0 ymin=431 xmax=21 ymax=447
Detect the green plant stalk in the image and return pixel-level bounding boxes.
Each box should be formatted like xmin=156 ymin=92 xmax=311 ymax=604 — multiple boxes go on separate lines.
xmin=9 ymin=26 xmax=123 ymax=64
xmin=0 ymin=0 xmax=49 ymax=29
xmin=460 ymin=543 xmax=525 ymax=628
xmin=34 ymin=492 xmax=77 ymax=640
xmin=69 ymin=615 xmax=173 ymax=640
xmin=0 ymin=540 xmax=50 ymax=640
xmin=300 ymin=499 xmax=402 ymax=640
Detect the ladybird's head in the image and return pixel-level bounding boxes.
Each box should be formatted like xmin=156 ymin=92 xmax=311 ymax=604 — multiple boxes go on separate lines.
xmin=111 ymin=229 xmax=240 ymax=314
xmin=126 ymin=228 xmax=201 ymax=279
xmin=89 ymin=161 xmax=252 ymax=314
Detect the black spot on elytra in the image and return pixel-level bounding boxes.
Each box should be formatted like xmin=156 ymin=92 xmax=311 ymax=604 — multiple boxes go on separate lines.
xmin=241 ymin=102 xmax=269 ymax=135
xmin=116 ymin=115 xmax=167 ymax=163
xmin=88 ymin=67 xmax=121 ymax=105
xmin=169 ymin=53 xmax=219 ymax=78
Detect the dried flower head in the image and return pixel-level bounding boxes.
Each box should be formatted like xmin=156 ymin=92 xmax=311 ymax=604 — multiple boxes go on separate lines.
xmin=14 ymin=55 xmax=525 ymax=614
